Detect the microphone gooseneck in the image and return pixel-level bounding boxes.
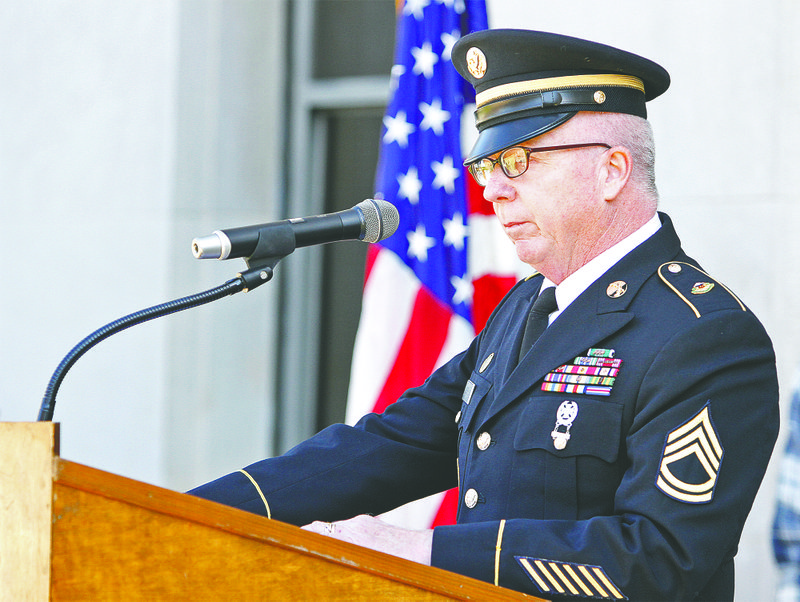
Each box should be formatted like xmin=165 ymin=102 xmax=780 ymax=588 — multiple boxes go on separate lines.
xmin=37 ymin=278 xmax=246 ymax=422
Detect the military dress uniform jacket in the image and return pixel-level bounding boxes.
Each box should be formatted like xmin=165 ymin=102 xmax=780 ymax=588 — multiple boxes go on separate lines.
xmin=190 ymin=213 xmax=779 ymax=601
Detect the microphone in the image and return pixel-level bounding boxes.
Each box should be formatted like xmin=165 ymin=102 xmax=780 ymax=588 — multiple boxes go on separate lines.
xmin=192 ymin=199 xmax=400 ymax=260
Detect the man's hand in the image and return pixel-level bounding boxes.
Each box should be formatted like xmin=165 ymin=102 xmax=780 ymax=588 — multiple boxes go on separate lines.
xmin=302 ymin=514 xmax=433 ymax=566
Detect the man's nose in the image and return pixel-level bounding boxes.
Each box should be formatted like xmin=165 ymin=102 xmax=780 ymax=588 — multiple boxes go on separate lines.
xmin=482 ymin=169 xmax=516 ymax=204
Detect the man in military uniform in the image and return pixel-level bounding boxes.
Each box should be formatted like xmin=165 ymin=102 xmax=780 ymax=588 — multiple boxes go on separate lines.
xmin=189 ymin=30 xmax=779 ymax=601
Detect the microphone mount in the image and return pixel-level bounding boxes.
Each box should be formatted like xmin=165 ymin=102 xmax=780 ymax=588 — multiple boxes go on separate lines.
xmin=236 ymin=221 xmax=296 ymax=292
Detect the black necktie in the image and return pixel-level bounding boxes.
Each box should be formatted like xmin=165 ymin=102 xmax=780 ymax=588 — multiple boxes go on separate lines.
xmin=518 ymin=286 xmax=558 ymax=363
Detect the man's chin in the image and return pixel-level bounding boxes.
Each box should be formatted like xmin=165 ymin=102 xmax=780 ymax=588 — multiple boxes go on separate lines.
xmin=514 ymin=240 xmax=547 ymax=267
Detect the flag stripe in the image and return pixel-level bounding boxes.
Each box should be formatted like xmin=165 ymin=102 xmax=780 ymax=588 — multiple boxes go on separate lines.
xmin=467 ymin=213 xmax=529 ymax=280
xmin=466 ymin=170 xmax=494 ymax=215
xmin=436 ymin=314 xmax=475 ymax=368
xmin=432 ymin=487 xmax=459 ymax=525
xmin=363 ymin=242 xmax=380 ymax=285
xmin=372 ymin=286 xmax=452 ymax=414
xmin=472 ymin=274 xmax=518 ymax=333
xmin=346 ymin=249 xmax=419 ymax=425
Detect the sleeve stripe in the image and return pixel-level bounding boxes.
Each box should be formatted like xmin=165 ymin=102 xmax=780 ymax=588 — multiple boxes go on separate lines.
xmin=535 ymin=559 xmax=566 ymax=593
xmin=518 ymin=558 xmax=551 ymax=593
xmin=550 ymin=562 xmax=580 ymax=595
xmin=515 ymin=556 xmax=628 ymax=600
xmin=578 ymin=564 xmax=609 ymax=597
xmin=494 ymin=519 xmax=506 ymax=586
xmin=564 ymin=563 xmax=595 ymax=596
xmin=237 ymin=469 xmax=272 ymax=519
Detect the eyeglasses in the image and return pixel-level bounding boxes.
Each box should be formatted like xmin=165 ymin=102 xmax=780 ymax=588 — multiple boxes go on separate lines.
xmin=467 ymin=143 xmax=612 ymax=186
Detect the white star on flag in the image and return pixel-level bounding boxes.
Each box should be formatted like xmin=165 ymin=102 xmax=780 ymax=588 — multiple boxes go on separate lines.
xmin=419 ymin=98 xmax=451 ymax=135
xmin=443 ymin=211 xmax=469 ymax=250
xmin=451 ymin=274 xmax=474 ymax=305
xmin=407 ymin=223 xmax=437 ymax=262
xmin=411 ymin=42 xmax=439 ymax=78
xmin=436 ymin=0 xmax=466 ymax=12
xmin=403 ymin=0 xmax=430 ymax=20
xmin=390 ymin=64 xmax=406 ymax=93
xmin=431 ymin=155 xmax=460 ymax=193
xmin=383 ymin=111 xmax=415 ymax=147
xmin=440 ymin=31 xmax=459 ymax=61
xmin=397 ymin=166 xmax=423 ymax=204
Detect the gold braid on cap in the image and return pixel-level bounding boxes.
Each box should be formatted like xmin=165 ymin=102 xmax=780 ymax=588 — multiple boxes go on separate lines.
xmin=476 ymin=74 xmax=645 ymax=107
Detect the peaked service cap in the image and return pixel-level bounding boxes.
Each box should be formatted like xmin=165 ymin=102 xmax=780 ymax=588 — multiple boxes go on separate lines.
xmin=452 ymin=29 xmax=670 ymax=163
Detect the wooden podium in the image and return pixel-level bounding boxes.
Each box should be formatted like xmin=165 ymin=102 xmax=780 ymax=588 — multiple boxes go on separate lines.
xmin=0 ymin=423 xmax=540 ymax=601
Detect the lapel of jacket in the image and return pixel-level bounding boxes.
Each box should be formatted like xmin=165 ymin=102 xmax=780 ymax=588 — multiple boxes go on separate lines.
xmin=481 ymin=212 xmax=683 ymax=422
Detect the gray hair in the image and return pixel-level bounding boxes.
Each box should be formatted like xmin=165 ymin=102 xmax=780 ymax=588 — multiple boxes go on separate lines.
xmin=587 ymin=113 xmax=659 ymax=202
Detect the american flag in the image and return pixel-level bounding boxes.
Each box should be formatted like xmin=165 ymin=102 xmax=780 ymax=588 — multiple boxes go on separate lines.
xmin=346 ymin=0 xmax=525 ymax=528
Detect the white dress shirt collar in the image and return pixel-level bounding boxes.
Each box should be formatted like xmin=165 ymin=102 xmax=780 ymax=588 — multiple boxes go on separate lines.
xmin=542 ymin=212 xmax=661 ymax=323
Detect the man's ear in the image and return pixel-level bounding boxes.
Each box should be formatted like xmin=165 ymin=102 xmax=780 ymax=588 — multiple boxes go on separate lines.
xmin=601 ymin=146 xmax=633 ymax=201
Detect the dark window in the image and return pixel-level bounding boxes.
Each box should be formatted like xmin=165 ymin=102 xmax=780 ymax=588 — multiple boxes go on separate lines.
xmin=312 ymin=0 xmax=396 ymax=79
xmin=316 ymin=108 xmax=384 ymax=429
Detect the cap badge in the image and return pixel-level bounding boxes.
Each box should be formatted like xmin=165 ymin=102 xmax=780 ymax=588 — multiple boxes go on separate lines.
xmin=551 ymin=400 xmax=579 ymax=450
xmin=606 ymin=280 xmax=628 ymax=298
xmin=691 ymin=282 xmax=715 ymax=295
xmin=466 ymin=47 xmax=487 ymax=79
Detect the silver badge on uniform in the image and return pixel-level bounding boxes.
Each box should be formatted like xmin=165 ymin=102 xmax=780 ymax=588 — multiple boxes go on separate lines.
xmin=551 ymin=400 xmax=579 ymax=450
xmin=462 ymin=379 xmax=476 ymax=405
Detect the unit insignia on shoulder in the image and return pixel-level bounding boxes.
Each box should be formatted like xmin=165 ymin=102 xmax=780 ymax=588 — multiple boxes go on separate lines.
xmin=657 ymin=262 xmax=746 ymax=318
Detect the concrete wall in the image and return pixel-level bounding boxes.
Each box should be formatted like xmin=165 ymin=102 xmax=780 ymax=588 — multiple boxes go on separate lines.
xmin=0 ymin=0 xmax=285 ymax=491
xmin=486 ymin=2 xmax=800 ymax=599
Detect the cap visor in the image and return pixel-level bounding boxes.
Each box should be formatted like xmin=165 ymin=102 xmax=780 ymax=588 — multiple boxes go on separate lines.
xmin=464 ymin=113 xmax=574 ymax=164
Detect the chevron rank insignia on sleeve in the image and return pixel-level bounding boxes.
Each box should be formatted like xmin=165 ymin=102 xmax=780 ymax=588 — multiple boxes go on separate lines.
xmin=655 ymin=402 xmax=724 ymax=503
xmin=515 ymin=556 xmax=628 ymax=600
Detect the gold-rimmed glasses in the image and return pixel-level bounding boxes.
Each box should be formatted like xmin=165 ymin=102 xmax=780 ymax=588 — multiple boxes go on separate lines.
xmin=467 ymin=143 xmax=611 ymax=186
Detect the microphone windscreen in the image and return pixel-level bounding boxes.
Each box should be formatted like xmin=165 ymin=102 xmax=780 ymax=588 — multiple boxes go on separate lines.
xmin=359 ymin=199 xmax=400 ymax=243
